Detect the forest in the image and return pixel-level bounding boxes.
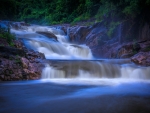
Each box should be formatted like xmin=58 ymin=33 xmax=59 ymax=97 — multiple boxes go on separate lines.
xmin=0 ymin=0 xmax=150 ymax=25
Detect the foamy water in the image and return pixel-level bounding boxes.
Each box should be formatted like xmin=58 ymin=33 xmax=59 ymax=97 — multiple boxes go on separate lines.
xmin=11 ymin=25 xmax=150 ymax=81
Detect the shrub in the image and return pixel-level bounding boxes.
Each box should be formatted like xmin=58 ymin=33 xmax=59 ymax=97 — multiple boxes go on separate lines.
xmin=0 ymin=27 xmax=15 ymax=46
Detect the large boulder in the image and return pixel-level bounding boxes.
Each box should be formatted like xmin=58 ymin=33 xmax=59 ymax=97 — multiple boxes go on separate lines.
xmin=68 ymin=25 xmax=89 ymax=43
xmin=131 ymin=52 xmax=150 ymax=66
xmin=36 ymin=31 xmax=58 ymax=41
xmin=117 ymin=42 xmax=140 ymax=58
xmin=66 ymin=22 xmax=109 ymax=57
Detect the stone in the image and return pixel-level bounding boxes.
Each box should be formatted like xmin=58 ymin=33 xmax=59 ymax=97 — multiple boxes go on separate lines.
xmin=120 ymin=53 xmax=135 ymax=58
xmin=36 ymin=31 xmax=58 ymax=41
xmin=21 ymin=57 xmax=29 ymax=69
xmin=0 ymin=31 xmax=45 ymax=81
xmin=131 ymin=52 xmax=150 ymax=66
xmin=13 ymin=40 xmax=24 ymax=49
xmin=0 ymin=75 xmax=4 ymax=79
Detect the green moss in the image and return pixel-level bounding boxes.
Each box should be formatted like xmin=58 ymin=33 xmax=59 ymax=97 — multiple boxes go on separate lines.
xmin=0 ymin=27 xmax=15 ymax=46
xmin=107 ymin=21 xmax=120 ymax=37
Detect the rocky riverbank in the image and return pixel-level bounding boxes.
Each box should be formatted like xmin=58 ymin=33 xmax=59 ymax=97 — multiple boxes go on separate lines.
xmin=10 ymin=21 xmax=150 ymax=67
xmin=0 ymin=37 xmax=45 ymax=81
xmin=59 ymin=21 xmax=150 ymax=66
xmin=0 ymin=20 xmax=150 ymax=81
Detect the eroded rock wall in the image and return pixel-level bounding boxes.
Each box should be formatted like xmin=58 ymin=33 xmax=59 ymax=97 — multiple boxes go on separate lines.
xmin=0 ymin=40 xmax=45 ymax=81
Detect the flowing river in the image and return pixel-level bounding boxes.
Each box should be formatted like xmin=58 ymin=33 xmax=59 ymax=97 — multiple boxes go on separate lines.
xmin=0 ymin=25 xmax=150 ymax=113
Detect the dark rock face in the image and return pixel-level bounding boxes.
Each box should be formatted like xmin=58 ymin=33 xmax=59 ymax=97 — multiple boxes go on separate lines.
xmin=68 ymin=23 xmax=108 ymax=44
xmin=67 ymin=23 xmax=110 ymax=57
xmin=69 ymin=25 xmax=90 ymax=43
xmin=118 ymin=20 xmax=150 ymax=44
xmin=131 ymin=41 xmax=150 ymax=66
xmin=0 ymin=40 xmax=45 ymax=81
xmin=116 ymin=42 xmax=140 ymax=58
xmin=138 ymin=22 xmax=150 ymax=41
xmin=139 ymin=41 xmax=150 ymax=52
xmin=65 ymin=19 xmax=150 ymax=63
xmin=131 ymin=52 xmax=150 ymax=66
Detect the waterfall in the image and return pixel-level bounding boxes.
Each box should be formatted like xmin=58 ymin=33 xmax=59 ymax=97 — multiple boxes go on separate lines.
xmin=41 ymin=61 xmax=150 ymax=79
xmin=11 ymin=25 xmax=150 ymax=80
xmin=41 ymin=64 xmax=65 ymax=78
xmin=11 ymin=25 xmax=92 ymax=59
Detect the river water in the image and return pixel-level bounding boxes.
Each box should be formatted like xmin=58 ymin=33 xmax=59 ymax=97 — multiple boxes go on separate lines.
xmin=0 ymin=25 xmax=150 ymax=113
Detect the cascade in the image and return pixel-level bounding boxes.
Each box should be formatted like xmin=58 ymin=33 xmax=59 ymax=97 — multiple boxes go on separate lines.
xmin=11 ymin=25 xmax=150 ymax=80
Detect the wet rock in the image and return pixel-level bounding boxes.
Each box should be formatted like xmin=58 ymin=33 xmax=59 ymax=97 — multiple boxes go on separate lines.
xmin=60 ymin=26 xmax=68 ymax=35
xmin=67 ymin=22 xmax=109 ymax=57
xmin=139 ymin=41 xmax=150 ymax=52
xmin=116 ymin=42 xmax=141 ymax=58
xmin=0 ymin=39 xmax=45 ymax=81
xmin=21 ymin=57 xmax=29 ymax=69
xmin=26 ymin=50 xmax=45 ymax=60
xmin=22 ymin=69 xmax=39 ymax=80
xmin=53 ymin=24 xmax=70 ymax=35
xmin=120 ymin=53 xmax=135 ymax=58
xmin=69 ymin=26 xmax=89 ymax=43
xmin=68 ymin=26 xmax=80 ymax=42
xmin=36 ymin=31 xmax=58 ymax=41
xmin=131 ymin=52 xmax=150 ymax=66
xmin=13 ymin=40 xmax=24 ymax=49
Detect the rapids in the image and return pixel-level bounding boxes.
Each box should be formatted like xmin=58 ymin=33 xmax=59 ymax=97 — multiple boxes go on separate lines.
xmin=11 ymin=26 xmax=92 ymax=59
xmin=11 ymin=25 xmax=150 ymax=80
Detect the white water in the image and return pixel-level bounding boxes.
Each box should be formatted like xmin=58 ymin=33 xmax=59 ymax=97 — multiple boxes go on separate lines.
xmin=11 ymin=26 xmax=92 ymax=59
xmin=41 ymin=62 xmax=150 ymax=79
xmin=11 ymin=25 xmax=150 ymax=80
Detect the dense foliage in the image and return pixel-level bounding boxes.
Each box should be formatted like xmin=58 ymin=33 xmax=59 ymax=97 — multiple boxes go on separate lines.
xmin=0 ymin=0 xmax=150 ymax=25
xmin=0 ymin=26 xmax=15 ymax=46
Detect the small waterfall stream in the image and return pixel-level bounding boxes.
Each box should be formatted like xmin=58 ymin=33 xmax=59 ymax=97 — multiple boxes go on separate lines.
xmin=11 ymin=25 xmax=150 ymax=80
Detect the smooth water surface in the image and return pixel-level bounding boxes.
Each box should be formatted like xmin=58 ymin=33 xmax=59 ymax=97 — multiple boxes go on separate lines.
xmin=0 ymin=79 xmax=150 ymax=113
